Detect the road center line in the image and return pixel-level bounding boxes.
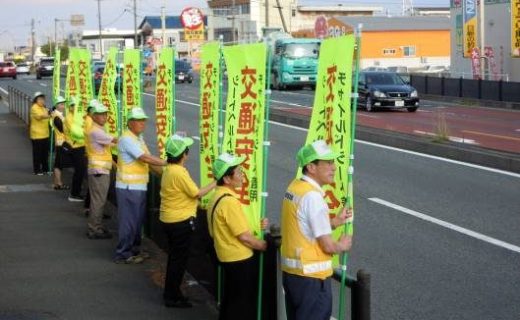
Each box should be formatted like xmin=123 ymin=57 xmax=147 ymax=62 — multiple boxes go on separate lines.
xmin=39 ymin=83 xmax=47 ymax=87
xmin=369 ymin=197 xmax=520 ymax=254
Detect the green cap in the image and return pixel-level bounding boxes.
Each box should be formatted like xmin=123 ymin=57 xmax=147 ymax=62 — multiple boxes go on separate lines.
xmin=54 ymin=96 xmax=66 ymax=106
xmin=297 ymin=140 xmax=338 ymax=167
xmin=212 ymin=152 xmax=246 ymax=180
xmin=165 ymin=134 xmax=194 ymax=157
xmin=127 ymin=107 xmax=148 ymax=120
xmin=68 ymin=96 xmax=78 ymax=107
xmin=88 ymin=99 xmax=108 ymax=114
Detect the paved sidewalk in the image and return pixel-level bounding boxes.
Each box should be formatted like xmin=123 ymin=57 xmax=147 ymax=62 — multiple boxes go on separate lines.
xmin=0 ymin=102 xmax=217 ymax=320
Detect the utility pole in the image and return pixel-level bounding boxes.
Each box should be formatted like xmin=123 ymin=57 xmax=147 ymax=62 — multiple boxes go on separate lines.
xmin=31 ymin=18 xmax=36 ymax=61
xmin=479 ymin=0 xmax=486 ymax=79
xmin=97 ymin=0 xmax=104 ymax=59
xmin=161 ymin=0 xmax=166 ymax=47
xmin=133 ymin=0 xmax=138 ymax=48
xmin=232 ymin=0 xmax=236 ymax=43
xmin=265 ymin=0 xmax=269 ymax=28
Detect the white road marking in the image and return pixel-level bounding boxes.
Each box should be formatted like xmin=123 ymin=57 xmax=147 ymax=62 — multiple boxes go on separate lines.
xmin=131 ymin=92 xmax=520 ymax=178
xmin=39 ymin=83 xmax=47 ymax=87
xmin=27 ymin=79 xmax=33 ymax=83
xmin=413 ymin=130 xmax=478 ymax=145
xmin=0 ymin=86 xmax=8 ymax=95
xmin=191 ymin=136 xmax=200 ymax=141
xmin=271 ymin=99 xmax=311 ymax=108
xmin=357 ymin=113 xmax=379 ymax=119
xmin=369 ymin=197 xmax=520 ymax=254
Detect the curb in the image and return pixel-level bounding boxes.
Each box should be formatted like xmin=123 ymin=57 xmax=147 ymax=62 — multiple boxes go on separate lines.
xmin=269 ymin=108 xmax=520 ymax=174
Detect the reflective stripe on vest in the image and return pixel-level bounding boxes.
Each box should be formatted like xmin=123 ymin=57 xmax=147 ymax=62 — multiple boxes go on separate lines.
xmin=50 ymin=111 xmax=65 ymax=146
xmin=85 ymin=124 xmax=112 ymax=171
xmin=281 ymin=257 xmax=332 ymax=275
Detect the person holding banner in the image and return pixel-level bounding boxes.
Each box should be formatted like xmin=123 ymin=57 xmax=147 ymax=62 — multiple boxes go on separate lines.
xmin=207 ymin=153 xmax=268 ymax=320
xmin=160 ymin=134 xmax=216 ymax=308
xmin=29 ymin=92 xmax=50 ymax=175
xmin=50 ymin=96 xmax=70 ymax=190
xmin=63 ymin=97 xmax=87 ymax=202
xmin=281 ymin=140 xmax=353 ymax=320
xmin=85 ymin=100 xmax=117 ymax=240
xmin=114 ymin=107 xmax=167 ymax=264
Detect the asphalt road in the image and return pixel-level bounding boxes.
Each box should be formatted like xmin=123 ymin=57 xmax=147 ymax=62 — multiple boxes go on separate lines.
xmin=1 ymin=75 xmax=520 ymax=320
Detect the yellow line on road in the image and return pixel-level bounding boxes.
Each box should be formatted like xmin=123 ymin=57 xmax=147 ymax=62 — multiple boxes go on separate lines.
xmin=462 ymin=130 xmax=520 ymax=142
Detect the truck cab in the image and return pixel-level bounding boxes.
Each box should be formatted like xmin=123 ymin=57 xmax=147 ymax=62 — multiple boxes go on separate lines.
xmin=271 ymin=38 xmax=320 ymax=90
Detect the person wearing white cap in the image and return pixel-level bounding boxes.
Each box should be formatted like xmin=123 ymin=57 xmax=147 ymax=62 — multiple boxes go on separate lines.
xmin=50 ymin=96 xmax=70 ymax=189
xmin=29 ymin=91 xmax=50 ymax=175
xmin=281 ymin=140 xmax=353 ymax=320
xmin=114 ymin=107 xmax=167 ymax=264
xmin=207 ymin=152 xmax=268 ymax=320
xmin=160 ymin=134 xmax=217 ymax=308
xmin=85 ymin=100 xmax=118 ymax=240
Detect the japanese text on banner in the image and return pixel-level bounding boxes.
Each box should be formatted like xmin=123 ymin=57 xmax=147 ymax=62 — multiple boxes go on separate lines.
xmin=123 ymin=49 xmax=141 ymax=124
xmin=463 ymin=0 xmax=477 ymax=58
xmin=303 ymin=35 xmax=355 ymax=224
xmin=222 ymin=43 xmax=267 ymax=237
xmin=199 ymin=42 xmax=220 ymax=209
xmin=76 ymin=48 xmax=93 ymax=115
xmin=98 ymin=47 xmax=119 ymax=137
xmin=65 ymin=49 xmax=79 ymax=105
xmin=155 ymin=47 xmax=175 ymax=159
xmin=52 ymin=49 xmax=61 ymax=103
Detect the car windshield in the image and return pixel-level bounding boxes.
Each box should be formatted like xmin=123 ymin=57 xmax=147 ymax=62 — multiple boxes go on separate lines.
xmin=366 ymin=73 xmax=406 ymax=85
xmin=175 ymin=61 xmax=190 ymax=72
xmin=283 ymin=43 xmax=320 ymax=59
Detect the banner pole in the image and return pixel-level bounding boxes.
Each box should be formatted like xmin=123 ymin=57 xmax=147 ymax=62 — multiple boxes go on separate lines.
xmin=117 ymin=48 xmax=123 ymax=136
xmin=338 ymin=25 xmax=362 ymax=320
xmin=257 ymin=43 xmax=272 ymax=320
xmin=216 ymin=38 xmax=224 ymax=309
xmin=172 ymin=46 xmax=176 ymax=133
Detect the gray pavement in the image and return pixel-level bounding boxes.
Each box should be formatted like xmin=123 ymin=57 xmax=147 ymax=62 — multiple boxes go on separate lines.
xmin=0 ymin=99 xmax=216 ymax=319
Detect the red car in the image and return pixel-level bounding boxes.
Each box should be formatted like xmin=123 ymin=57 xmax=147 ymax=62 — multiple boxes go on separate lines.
xmin=0 ymin=62 xmax=17 ymax=79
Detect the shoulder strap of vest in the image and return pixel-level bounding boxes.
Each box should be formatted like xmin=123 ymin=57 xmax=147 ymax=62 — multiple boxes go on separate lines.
xmin=210 ymin=193 xmax=232 ymax=234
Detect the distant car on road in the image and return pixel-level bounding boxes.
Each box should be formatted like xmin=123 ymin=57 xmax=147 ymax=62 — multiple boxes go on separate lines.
xmin=35 ymin=57 xmax=54 ymax=79
xmin=0 ymin=62 xmax=17 ymax=79
xmin=16 ymin=63 xmax=30 ymax=75
xmin=94 ymin=65 xmax=123 ymax=95
xmin=175 ymin=60 xmax=193 ymax=83
xmin=358 ymin=71 xmax=419 ymax=112
xmin=363 ymin=66 xmax=388 ymax=72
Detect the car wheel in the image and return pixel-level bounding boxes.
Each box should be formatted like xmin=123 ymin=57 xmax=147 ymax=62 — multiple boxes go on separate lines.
xmin=407 ymin=106 xmax=418 ymax=112
xmin=188 ymin=79 xmax=192 ymax=83
xmin=12 ymin=75 xmax=17 ymax=80
xmin=36 ymin=74 xmax=41 ymax=80
xmin=366 ymin=96 xmax=374 ymax=112
xmin=271 ymin=73 xmax=279 ymax=90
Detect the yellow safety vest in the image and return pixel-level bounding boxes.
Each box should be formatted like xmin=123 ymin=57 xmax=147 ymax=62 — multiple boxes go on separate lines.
xmin=281 ymin=179 xmax=333 ymax=280
xmin=64 ymin=112 xmax=85 ymax=148
xmin=85 ymin=123 xmax=112 ymax=172
xmin=116 ymin=130 xmax=150 ymax=185
xmin=50 ymin=111 xmax=65 ymax=147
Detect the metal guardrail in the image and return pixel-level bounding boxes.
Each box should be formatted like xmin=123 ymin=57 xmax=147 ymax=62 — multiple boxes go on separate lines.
xmin=7 ymin=86 xmax=32 ymax=124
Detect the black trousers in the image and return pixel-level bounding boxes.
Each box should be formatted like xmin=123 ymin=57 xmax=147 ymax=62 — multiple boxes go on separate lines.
xmin=70 ymin=146 xmax=86 ymax=197
xmin=31 ymin=138 xmax=49 ymax=174
xmin=219 ymin=256 xmax=258 ymax=320
xmin=162 ymin=217 xmax=195 ymax=301
xmin=283 ymin=272 xmax=332 ymax=320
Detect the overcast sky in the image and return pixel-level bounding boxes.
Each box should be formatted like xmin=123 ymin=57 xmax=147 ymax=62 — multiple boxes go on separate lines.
xmin=0 ymin=0 xmax=449 ymax=50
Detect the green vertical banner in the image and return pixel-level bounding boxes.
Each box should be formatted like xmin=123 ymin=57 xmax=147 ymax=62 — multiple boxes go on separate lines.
xmin=75 ymin=48 xmax=94 ymax=116
xmin=99 ymin=47 xmax=120 ymax=138
xmin=302 ymin=35 xmax=356 ymax=264
xmin=222 ymin=43 xmax=267 ymax=237
xmin=199 ymin=42 xmax=221 ymax=209
xmin=155 ymin=47 xmax=175 ymax=159
xmin=65 ymin=48 xmax=79 ymax=104
xmin=123 ymin=48 xmax=141 ymax=125
xmin=52 ymin=49 xmax=61 ymax=103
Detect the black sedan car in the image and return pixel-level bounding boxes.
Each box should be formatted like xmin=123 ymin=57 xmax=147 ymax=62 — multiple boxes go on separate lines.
xmin=358 ymin=71 xmax=419 ymax=112
xmin=175 ymin=60 xmax=193 ymax=83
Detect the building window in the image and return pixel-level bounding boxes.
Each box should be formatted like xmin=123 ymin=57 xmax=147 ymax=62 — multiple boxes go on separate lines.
xmin=403 ymin=46 xmax=416 ymax=57
xmin=383 ymin=48 xmax=396 ymax=55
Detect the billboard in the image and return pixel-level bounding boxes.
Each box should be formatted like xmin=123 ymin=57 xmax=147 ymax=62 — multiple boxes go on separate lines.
xmin=181 ymin=7 xmax=205 ymax=41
